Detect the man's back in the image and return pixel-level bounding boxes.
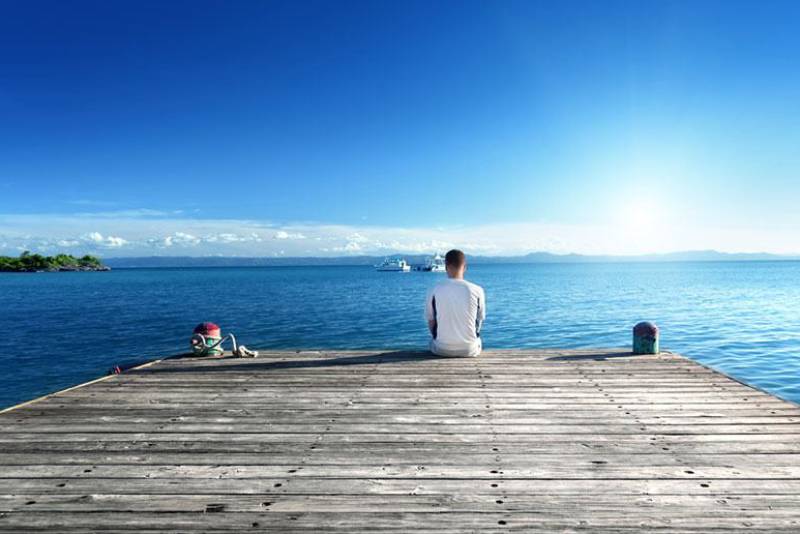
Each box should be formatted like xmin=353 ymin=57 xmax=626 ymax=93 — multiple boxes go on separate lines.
xmin=425 ymin=277 xmax=485 ymax=357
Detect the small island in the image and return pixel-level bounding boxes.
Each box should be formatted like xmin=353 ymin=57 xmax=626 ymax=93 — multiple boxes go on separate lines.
xmin=0 ymin=251 xmax=110 ymax=272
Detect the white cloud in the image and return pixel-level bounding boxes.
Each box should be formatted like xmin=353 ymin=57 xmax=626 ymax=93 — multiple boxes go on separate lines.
xmin=274 ymin=230 xmax=306 ymax=240
xmin=347 ymin=232 xmax=368 ymax=243
xmin=206 ymin=232 xmax=262 ymax=243
xmin=81 ymin=232 xmax=128 ymax=248
xmin=149 ymin=232 xmax=201 ymax=248
xmin=372 ymin=239 xmax=454 ymax=254
xmin=84 ymin=232 xmax=103 ymax=243
xmin=149 ymin=232 xmax=263 ymax=247
xmin=332 ymin=241 xmax=363 ymax=253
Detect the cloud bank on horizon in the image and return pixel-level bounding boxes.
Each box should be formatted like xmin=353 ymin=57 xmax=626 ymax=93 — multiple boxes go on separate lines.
xmin=1 ymin=210 xmax=797 ymax=258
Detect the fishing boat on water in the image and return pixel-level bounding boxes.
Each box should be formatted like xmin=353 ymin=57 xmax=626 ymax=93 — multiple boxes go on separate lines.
xmin=376 ymin=257 xmax=411 ymax=272
xmin=422 ymin=253 xmax=446 ymax=272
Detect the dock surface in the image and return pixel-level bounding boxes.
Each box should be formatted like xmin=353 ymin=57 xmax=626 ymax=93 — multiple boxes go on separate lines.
xmin=1 ymin=349 xmax=800 ymax=532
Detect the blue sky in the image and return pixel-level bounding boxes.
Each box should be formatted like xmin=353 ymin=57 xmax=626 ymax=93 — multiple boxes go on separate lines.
xmin=1 ymin=0 xmax=798 ymax=256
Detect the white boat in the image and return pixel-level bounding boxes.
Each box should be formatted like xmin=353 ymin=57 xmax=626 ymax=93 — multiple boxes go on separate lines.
xmin=424 ymin=253 xmax=446 ymax=272
xmin=376 ymin=257 xmax=411 ymax=272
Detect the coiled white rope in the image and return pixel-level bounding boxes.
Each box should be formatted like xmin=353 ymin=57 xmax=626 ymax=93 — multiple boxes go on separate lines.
xmin=190 ymin=333 xmax=259 ymax=358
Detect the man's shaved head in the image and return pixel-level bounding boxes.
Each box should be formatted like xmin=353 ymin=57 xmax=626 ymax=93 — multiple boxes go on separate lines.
xmin=445 ymin=249 xmax=466 ymax=269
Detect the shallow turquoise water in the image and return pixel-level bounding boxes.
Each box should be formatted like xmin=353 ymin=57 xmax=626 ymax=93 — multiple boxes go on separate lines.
xmin=1 ymin=262 xmax=799 ymax=408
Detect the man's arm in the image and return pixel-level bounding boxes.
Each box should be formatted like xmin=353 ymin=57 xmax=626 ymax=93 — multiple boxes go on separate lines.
xmin=476 ymin=288 xmax=486 ymax=334
xmin=424 ymin=291 xmax=437 ymax=338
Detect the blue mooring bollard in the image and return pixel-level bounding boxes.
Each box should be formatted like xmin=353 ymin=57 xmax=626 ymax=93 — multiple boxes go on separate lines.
xmin=633 ymin=321 xmax=659 ymax=354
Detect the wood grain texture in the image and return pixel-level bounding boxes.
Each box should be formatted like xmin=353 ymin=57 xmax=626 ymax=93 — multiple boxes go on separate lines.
xmin=1 ymin=348 xmax=799 ymax=532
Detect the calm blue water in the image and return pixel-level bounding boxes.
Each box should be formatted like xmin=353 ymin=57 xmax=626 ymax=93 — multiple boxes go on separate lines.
xmin=1 ymin=262 xmax=799 ymax=408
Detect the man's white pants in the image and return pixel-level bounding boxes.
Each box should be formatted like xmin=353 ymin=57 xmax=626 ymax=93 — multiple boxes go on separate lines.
xmin=429 ymin=338 xmax=482 ymax=358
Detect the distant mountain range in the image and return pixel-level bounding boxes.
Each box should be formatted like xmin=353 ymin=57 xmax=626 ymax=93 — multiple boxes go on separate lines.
xmin=104 ymin=250 xmax=800 ymax=268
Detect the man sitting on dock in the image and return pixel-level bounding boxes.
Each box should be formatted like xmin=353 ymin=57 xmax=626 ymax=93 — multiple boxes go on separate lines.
xmin=425 ymin=249 xmax=486 ymax=357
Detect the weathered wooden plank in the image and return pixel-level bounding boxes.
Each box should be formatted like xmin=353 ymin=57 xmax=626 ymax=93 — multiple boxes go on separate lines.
xmin=13 ymin=396 xmax=787 ymax=408
xmin=2 ymin=451 xmax=799 ymax=467
xmin=33 ymin=392 xmax=777 ymax=402
xmin=4 ymin=493 xmax=800 ymax=513
xmin=8 ymin=416 xmax=797 ymax=429
xmin=4 ymin=440 xmax=800 ymax=455
xmin=5 ymin=477 xmax=800 ymax=496
xmin=30 ymin=404 xmax=789 ymax=416
xmin=114 ymin=369 xmax=730 ymax=378
xmin=4 ymin=431 xmax=799 ymax=444
xmin=8 ymin=412 xmax=798 ymax=423
xmin=4 ymin=463 xmax=800 ymax=479
xmin=126 ymin=369 xmax=705 ymax=376
xmin=0 ymin=511 xmax=798 ymax=532
xmin=11 ymin=405 xmax=798 ymax=416
xmin=3 ymin=422 xmax=797 ymax=434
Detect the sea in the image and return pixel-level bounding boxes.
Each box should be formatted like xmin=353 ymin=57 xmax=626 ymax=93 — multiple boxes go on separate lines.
xmin=1 ymin=261 xmax=799 ymax=409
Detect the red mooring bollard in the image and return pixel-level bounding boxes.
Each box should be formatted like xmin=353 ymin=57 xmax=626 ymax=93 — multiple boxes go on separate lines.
xmin=191 ymin=322 xmax=223 ymax=356
xmin=633 ymin=322 xmax=659 ymax=354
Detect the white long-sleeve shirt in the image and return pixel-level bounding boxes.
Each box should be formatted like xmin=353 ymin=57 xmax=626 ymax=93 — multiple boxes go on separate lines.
xmin=424 ymin=278 xmax=485 ymax=356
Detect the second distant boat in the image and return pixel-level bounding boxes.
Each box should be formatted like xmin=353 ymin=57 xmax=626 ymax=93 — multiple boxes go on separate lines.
xmin=376 ymin=257 xmax=411 ymax=272
xmin=423 ymin=253 xmax=446 ymax=272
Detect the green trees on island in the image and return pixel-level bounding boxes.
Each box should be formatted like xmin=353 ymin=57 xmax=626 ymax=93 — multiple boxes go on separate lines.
xmin=0 ymin=251 xmax=109 ymax=272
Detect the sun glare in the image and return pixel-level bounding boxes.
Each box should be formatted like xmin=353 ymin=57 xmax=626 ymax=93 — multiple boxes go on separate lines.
xmin=623 ymin=203 xmax=657 ymax=232
xmin=612 ymin=195 xmax=668 ymax=252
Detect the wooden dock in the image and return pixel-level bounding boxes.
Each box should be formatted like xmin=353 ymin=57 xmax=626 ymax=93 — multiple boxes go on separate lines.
xmin=1 ymin=349 xmax=800 ymax=532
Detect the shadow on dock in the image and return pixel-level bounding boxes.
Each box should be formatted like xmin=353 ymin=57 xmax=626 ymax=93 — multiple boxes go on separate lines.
xmin=546 ymin=351 xmax=636 ymax=361
xmin=137 ymin=350 xmax=645 ymax=374
xmin=140 ymin=350 xmax=446 ymax=373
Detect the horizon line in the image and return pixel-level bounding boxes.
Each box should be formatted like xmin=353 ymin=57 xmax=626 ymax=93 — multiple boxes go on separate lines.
xmin=100 ymin=249 xmax=800 ymax=262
